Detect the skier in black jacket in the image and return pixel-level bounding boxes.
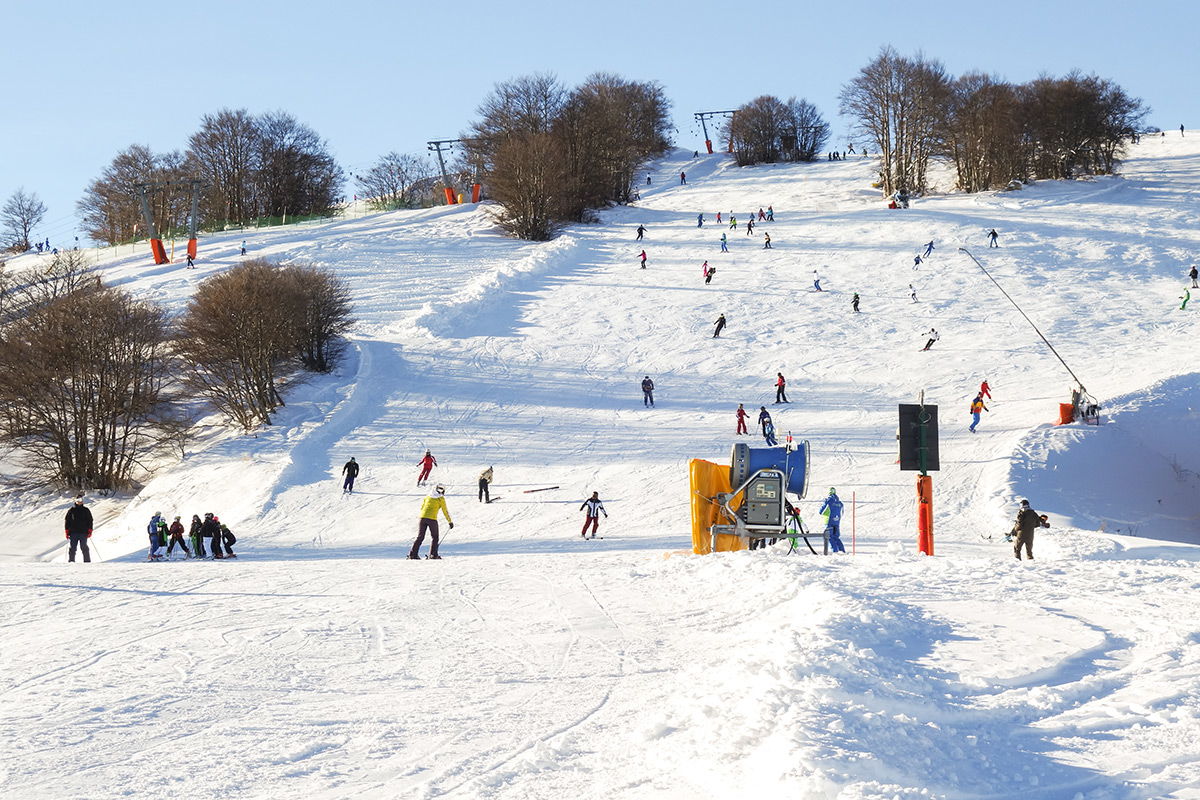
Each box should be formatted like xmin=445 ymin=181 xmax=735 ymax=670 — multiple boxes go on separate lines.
xmin=342 ymin=457 xmax=360 ymax=493
xmin=1013 ymin=499 xmax=1050 ymax=560
xmin=189 ymin=514 xmax=206 ymax=558
xmin=201 ymin=513 xmax=224 ymax=559
xmin=64 ymin=496 xmax=94 ymax=563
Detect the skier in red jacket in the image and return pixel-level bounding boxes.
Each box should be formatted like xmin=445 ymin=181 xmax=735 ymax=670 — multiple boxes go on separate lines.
xmin=736 ymin=403 xmax=749 ymax=435
xmin=417 ymin=450 xmax=437 ymax=486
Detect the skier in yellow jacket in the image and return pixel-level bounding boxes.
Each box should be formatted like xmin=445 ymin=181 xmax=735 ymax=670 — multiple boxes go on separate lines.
xmin=408 ymin=484 xmax=453 ymax=559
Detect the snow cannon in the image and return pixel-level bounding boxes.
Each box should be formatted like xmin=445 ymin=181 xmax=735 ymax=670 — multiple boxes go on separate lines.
xmin=730 ymin=441 xmax=809 ymax=499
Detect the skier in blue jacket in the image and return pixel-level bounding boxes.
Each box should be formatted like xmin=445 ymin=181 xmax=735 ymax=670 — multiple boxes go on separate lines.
xmin=819 ymin=488 xmax=846 ymax=553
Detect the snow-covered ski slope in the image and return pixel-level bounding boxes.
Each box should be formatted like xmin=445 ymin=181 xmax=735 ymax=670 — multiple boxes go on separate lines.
xmin=3 ymin=135 xmax=1200 ymax=799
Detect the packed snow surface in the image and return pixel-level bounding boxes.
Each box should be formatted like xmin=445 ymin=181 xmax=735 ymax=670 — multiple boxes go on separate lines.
xmin=3 ymin=135 xmax=1200 ymax=799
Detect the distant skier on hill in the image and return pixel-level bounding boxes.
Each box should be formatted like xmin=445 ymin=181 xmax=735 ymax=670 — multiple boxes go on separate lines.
xmin=639 ymin=250 xmax=647 ymax=269
xmin=697 ymin=213 xmax=704 ymax=228
xmin=923 ymin=240 xmax=934 ymax=257
xmin=1181 ymin=288 xmax=1191 ymax=310
xmin=641 ymin=376 xmax=655 ymax=407
xmin=705 ymin=265 xmax=716 ymax=284
xmin=988 ymin=229 xmax=999 ymax=248
xmin=478 ymin=466 xmax=493 ymax=503
xmin=189 ymin=514 xmax=205 ymax=558
xmin=1012 ymin=499 xmax=1049 ymax=560
xmin=851 ymin=292 xmax=860 ymax=313
xmin=636 ymin=224 xmax=646 ymax=240
xmin=342 ymin=457 xmax=359 ymax=493
xmin=910 ymin=284 xmax=918 ymax=302
xmin=166 ymin=516 xmax=191 ymax=558
xmin=763 ymin=232 xmax=771 ymax=249
xmin=758 ymin=406 xmax=772 ymax=435
xmin=980 ymin=379 xmax=991 ymax=400
xmin=409 ymin=484 xmax=453 ymax=559
xmin=680 ymin=171 xmax=686 ymax=185
xmin=766 ymin=205 xmax=774 ymax=221
xmin=729 ymin=216 xmax=737 ymax=230
xmin=763 ymin=418 xmax=778 ymax=446
xmin=64 ymin=496 xmax=93 ymax=563
xmin=969 ymin=393 xmax=989 ymax=433
xmin=813 ymin=270 xmax=822 ymax=292
xmin=736 ymin=403 xmax=749 ymax=435
xmin=417 ymin=450 xmax=437 ymax=486
xmin=913 ymin=254 xmax=922 ymax=270
xmin=579 ymin=491 xmax=608 ymax=539
xmin=922 ymin=328 xmax=939 ymax=351
xmin=713 ymin=314 xmax=726 ymax=337
xmin=720 ymin=233 xmax=728 ymax=252
xmin=1189 ymin=265 xmax=1197 ymax=288
xmin=147 ymin=512 xmax=164 ymax=561
xmin=775 ymin=372 xmax=789 ymax=404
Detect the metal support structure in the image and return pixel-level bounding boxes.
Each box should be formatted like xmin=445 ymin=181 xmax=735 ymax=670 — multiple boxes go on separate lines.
xmin=427 ymin=139 xmax=460 ymax=205
xmin=694 ymin=110 xmax=736 ymax=154
xmin=134 ymin=183 xmax=169 ymax=265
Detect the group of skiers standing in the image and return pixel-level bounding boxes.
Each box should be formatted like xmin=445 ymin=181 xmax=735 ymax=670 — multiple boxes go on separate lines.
xmin=146 ymin=510 xmax=235 ymax=561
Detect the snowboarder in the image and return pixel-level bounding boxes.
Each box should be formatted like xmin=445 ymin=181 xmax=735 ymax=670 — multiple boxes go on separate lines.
xmin=417 ymin=450 xmax=437 ymax=486
xmin=969 ymin=393 xmax=989 ymax=433
xmin=147 ymin=512 xmax=165 ymax=561
xmin=189 ymin=514 xmax=205 ymax=558
xmin=639 ymin=250 xmax=647 ymax=269
xmin=579 ymin=491 xmax=608 ymax=538
xmin=763 ymin=418 xmax=778 ymax=446
xmin=705 ymin=265 xmax=716 ymax=285
xmin=987 ymin=229 xmax=999 ymax=248
xmin=813 ymin=270 xmax=822 ymax=292
xmin=1190 ymin=265 xmax=1198 ymax=288
xmin=980 ymin=379 xmax=991 ymax=400
xmin=64 ymin=496 xmax=93 ymax=563
xmin=763 ymin=232 xmax=771 ymax=249
xmin=923 ymin=240 xmax=934 ymax=257
xmin=680 ymin=171 xmax=686 ymax=185
xmin=713 ymin=313 xmax=726 ymax=337
xmin=758 ymin=406 xmax=772 ymax=435
xmin=775 ymin=372 xmax=789 ymax=404
xmin=478 ymin=466 xmax=493 ymax=503
xmin=409 ymin=484 xmax=453 ymax=559
xmin=342 ymin=456 xmax=359 ymax=493
xmin=697 ymin=213 xmax=704 ymax=228
xmin=720 ymin=233 xmax=728 ymax=252
xmin=166 ymin=516 xmax=191 ymax=558
xmin=641 ymin=376 xmax=655 ymax=407
xmin=636 ymin=224 xmax=646 ymax=241
xmin=910 ymin=284 xmax=918 ymax=302
xmin=851 ymin=292 xmax=860 ymax=313
xmin=913 ymin=254 xmax=922 ymax=270
xmin=922 ymin=328 xmax=939 ymax=351
xmin=736 ymin=403 xmax=749 ymax=435
xmin=1013 ymin=499 xmax=1049 ymax=560
xmin=820 ymin=489 xmax=846 ymax=553
xmin=1182 ymin=288 xmax=1191 ymax=310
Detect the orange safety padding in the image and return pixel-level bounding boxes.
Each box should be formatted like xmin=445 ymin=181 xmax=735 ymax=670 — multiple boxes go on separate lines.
xmin=471 ymin=183 xmax=482 ymax=203
xmin=187 ymin=239 xmax=197 ymax=259
xmin=917 ymin=474 xmax=933 ymax=555
xmin=443 ymin=187 xmax=457 ymax=206
xmin=689 ymin=459 xmax=744 ymax=554
xmin=1058 ymin=403 xmax=1074 ymax=425
xmin=150 ymin=239 xmax=168 ymax=265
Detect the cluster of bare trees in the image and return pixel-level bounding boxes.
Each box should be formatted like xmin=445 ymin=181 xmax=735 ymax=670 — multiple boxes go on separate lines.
xmin=0 ymin=254 xmax=352 ymax=488
xmin=840 ymin=46 xmax=1149 ymax=196
xmin=353 ymin=152 xmax=436 ymax=211
xmin=723 ymin=96 xmax=830 ymax=166
xmin=462 ymin=72 xmax=673 ymax=240
xmin=78 ymin=110 xmax=344 ymax=246
xmin=1 ymin=188 xmax=48 ymax=252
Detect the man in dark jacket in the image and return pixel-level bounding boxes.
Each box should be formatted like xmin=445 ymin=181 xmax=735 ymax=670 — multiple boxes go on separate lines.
xmin=342 ymin=457 xmax=360 ymax=493
xmin=1014 ymin=499 xmax=1049 ymax=560
xmin=64 ymin=496 xmax=93 ymax=563
xmin=201 ymin=513 xmax=223 ymax=559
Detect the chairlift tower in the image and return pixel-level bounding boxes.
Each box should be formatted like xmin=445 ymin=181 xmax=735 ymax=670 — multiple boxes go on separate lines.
xmin=694 ymin=110 xmax=736 ymax=154
xmin=427 ymin=139 xmax=460 ymax=205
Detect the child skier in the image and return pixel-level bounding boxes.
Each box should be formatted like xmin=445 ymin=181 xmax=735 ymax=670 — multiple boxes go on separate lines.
xmin=579 ymin=491 xmax=608 ymax=539
xmin=166 ymin=515 xmax=191 ymax=558
xmin=189 ymin=514 xmax=206 ymax=558
xmin=417 ymin=450 xmax=437 ymax=486
xmin=969 ymin=393 xmax=989 ymax=432
xmin=147 ymin=512 xmax=164 ymax=561
xmin=736 ymin=403 xmax=749 ymax=435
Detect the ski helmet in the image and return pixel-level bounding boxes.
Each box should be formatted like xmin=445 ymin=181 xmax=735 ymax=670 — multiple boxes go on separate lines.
xmin=74 ymin=497 xmax=84 ymax=504
xmin=1020 ymin=499 xmax=1030 ymax=508
xmin=829 ymin=487 xmax=837 ymax=495
xmin=435 ymin=484 xmax=446 ymax=495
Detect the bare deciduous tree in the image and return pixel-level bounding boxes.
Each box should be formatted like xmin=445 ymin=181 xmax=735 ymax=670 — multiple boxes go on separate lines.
xmin=1 ymin=188 xmax=47 ymax=252
xmin=355 ymin=152 xmax=434 ymax=210
xmin=726 ymin=96 xmax=830 ymax=166
xmin=284 ymin=263 xmax=354 ymax=373
xmin=77 ymin=145 xmax=191 ymax=245
xmin=188 ymin=108 xmax=261 ymax=225
xmin=255 ymin=111 xmax=344 ymax=219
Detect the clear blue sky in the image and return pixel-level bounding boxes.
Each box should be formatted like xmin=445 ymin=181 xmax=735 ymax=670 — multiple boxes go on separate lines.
xmin=5 ymin=0 xmax=1194 ymax=246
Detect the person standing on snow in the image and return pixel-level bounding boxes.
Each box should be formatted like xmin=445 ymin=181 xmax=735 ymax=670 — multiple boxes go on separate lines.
xmin=713 ymin=313 xmax=726 ymax=337
xmin=922 ymin=328 xmax=940 ymax=351
xmin=641 ymin=376 xmax=655 ymax=407
xmin=579 ymin=491 xmax=608 ymax=538
xmin=775 ymin=372 xmax=789 ymax=404
xmin=147 ymin=511 xmax=165 ymax=561
xmin=636 ymin=224 xmax=646 ymax=240
xmin=705 ymin=265 xmax=716 ymax=284
xmin=813 ymin=270 xmax=823 ymax=291
xmin=720 ymin=233 xmax=728 ymax=252
xmin=639 ymin=250 xmax=647 ymax=269
xmin=409 ymin=484 xmax=453 ymax=559
xmin=736 ymin=403 xmax=749 ymax=435
xmin=820 ymin=488 xmax=846 ymax=553
xmin=1182 ymin=288 xmax=1191 ymax=310
xmin=64 ymin=496 xmax=93 ymax=563
xmin=766 ymin=205 xmax=774 ymax=221
xmin=980 ymin=379 xmax=992 ymax=400
xmin=166 ymin=516 xmax=191 ymax=558
xmin=1013 ymin=499 xmax=1049 ymax=560
xmin=697 ymin=213 xmax=704 ymax=228
xmin=969 ymin=392 xmax=989 ymax=432
xmin=189 ymin=514 xmax=206 ymax=558
xmin=417 ymin=450 xmax=437 ymax=486
xmin=758 ymin=406 xmax=772 ymax=436
xmin=851 ymin=292 xmax=860 ymax=313
xmin=923 ymin=240 xmax=934 ymax=257
xmin=1189 ymin=265 xmax=1198 ymax=288
xmin=746 ymin=219 xmax=754 ymax=236
xmin=729 ymin=215 xmax=737 ymax=230
xmin=680 ymin=171 xmax=686 ymax=185
xmin=763 ymin=232 xmax=771 ymax=249
xmin=342 ymin=456 xmax=360 ymax=493
xmin=913 ymin=254 xmax=922 ymax=270
xmin=200 ymin=513 xmax=223 ymax=558
xmin=478 ymin=466 xmax=493 ymax=503
xmin=763 ymin=418 xmax=778 ymax=446
xmin=987 ymin=229 xmax=999 ymax=248
xmin=910 ymin=284 xmax=918 ymax=302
